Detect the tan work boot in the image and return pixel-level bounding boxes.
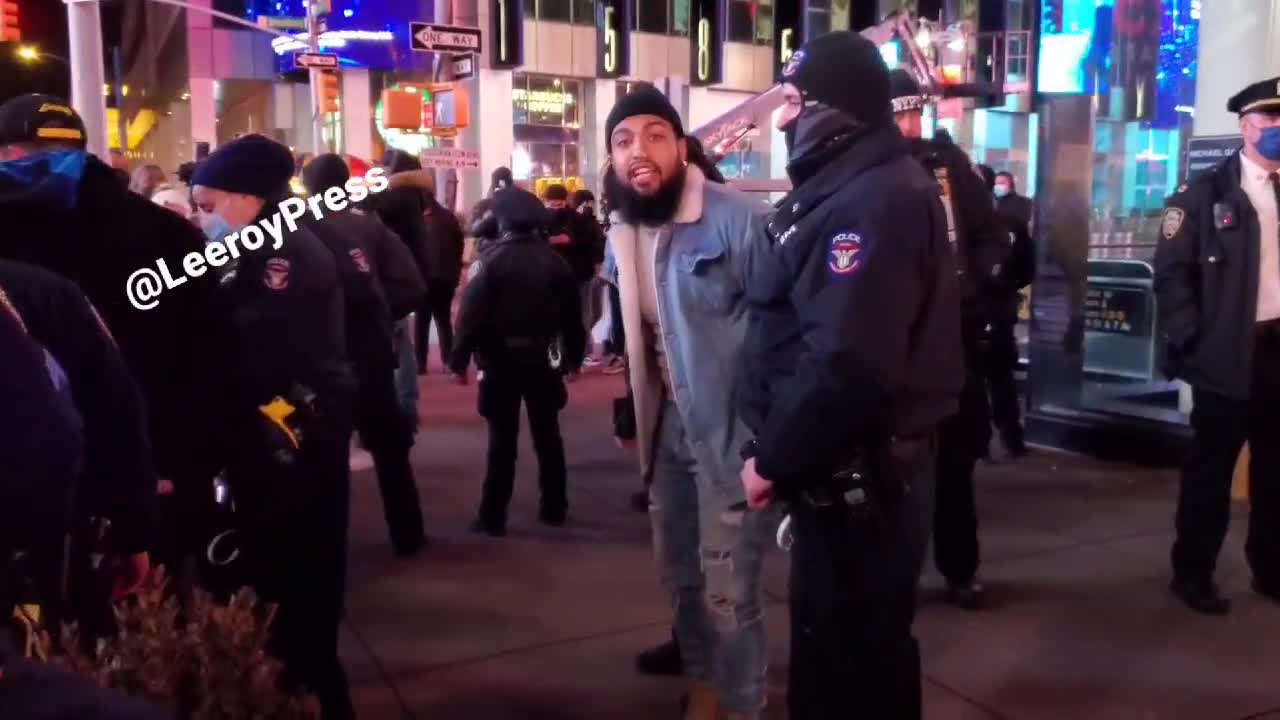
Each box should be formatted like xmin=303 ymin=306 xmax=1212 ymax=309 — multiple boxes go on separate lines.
xmin=682 ymin=682 xmax=721 ymax=720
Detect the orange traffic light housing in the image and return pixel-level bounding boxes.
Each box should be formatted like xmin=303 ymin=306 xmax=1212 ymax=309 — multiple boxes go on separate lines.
xmin=1 ymin=2 xmax=20 ymax=42
xmin=319 ymin=71 xmax=340 ymax=114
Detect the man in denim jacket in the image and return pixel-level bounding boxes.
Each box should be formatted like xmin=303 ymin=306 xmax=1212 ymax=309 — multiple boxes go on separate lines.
xmin=602 ymin=84 xmax=775 ymax=720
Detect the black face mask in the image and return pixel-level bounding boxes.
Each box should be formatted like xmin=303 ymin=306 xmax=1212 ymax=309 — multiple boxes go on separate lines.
xmin=783 ymin=120 xmax=798 ymax=156
xmin=604 ymin=163 xmax=688 ymax=227
xmin=787 ymin=104 xmax=859 ymax=163
xmin=784 ymin=103 xmax=863 ymax=184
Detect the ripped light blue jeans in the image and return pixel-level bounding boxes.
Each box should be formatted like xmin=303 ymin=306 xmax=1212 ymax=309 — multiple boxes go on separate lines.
xmin=650 ymin=401 xmax=774 ymax=716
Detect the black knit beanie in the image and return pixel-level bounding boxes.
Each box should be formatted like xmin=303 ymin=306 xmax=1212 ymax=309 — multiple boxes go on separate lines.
xmin=605 ymin=84 xmax=685 ymax=150
xmin=781 ymin=31 xmax=891 ymax=124
xmin=192 ymin=134 xmax=295 ymax=198
xmin=302 ymin=153 xmax=351 ymax=194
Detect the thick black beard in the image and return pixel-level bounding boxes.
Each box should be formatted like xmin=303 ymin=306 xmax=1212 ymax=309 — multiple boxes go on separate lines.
xmin=604 ymin=164 xmax=687 ymax=227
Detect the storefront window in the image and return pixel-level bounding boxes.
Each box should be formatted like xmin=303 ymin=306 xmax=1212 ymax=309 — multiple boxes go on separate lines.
xmin=727 ymin=0 xmax=753 ymax=42
xmin=635 ymin=0 xmax=669 ymax=33
xmin=672 ymin=0 xmax=691 ymax=35
xmin=573 ymin=0 xmax=596 ymax=25
xmin=755 ymin=0 xmax=774 ymax=44
xmin=805 ymin=0 xmax=830 ymax=38
xmin=1026 ymin=0 xmax=1200 ymax=432
xmin=513 ymin=74 xmax=585 ymax=193
xmin=528 ymin=0 xmax=573 ymax=22
xmin=830 ymin=0 xmax=850 ymax=31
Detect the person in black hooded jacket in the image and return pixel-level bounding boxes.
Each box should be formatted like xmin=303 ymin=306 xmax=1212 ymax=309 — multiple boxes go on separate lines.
xmin=303 ymin=154 xmax=427 ymax=557
xmin=889 ymin=69 xmax=1010 ymax=611
xmin=0 ymin=94 xmax=232 ymax=584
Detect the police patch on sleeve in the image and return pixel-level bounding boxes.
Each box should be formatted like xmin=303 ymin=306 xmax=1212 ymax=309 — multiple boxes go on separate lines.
xmin=264 ymin=258 xmax=291 ymax=291
xmin=1161 ymin=208 xmax=1186 ymax=240
xmin=782 ymin=49 xmax=806 ymax=79
xmin=827 ymin=232 xmax=863 ymax=276
xmin=349 ymin=248 xmax=371 ymax=273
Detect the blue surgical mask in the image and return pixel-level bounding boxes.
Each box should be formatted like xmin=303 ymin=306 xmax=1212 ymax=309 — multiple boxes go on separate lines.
xmin=1257 ymin=126 xmax=1280 ymax=162
xmin=993 ymin=185 xmax=1010 ymax=199
xmin=200 ymin=213 xmax=235 ymax=245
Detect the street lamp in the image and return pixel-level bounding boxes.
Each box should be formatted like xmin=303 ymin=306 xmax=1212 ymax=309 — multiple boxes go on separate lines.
xmin=16 ymin=45 xmax=69 ymax=66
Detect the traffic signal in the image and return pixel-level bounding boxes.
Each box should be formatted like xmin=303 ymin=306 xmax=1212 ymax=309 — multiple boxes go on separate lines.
xmin=318 ymin=71 xmax=340 ymax=114
xmin=1 ymin=2 xmax=20 ymax=42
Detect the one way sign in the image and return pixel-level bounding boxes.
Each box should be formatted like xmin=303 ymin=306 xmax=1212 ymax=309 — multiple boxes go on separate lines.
xmin=410 ymin=22 xmax=482 ymax=54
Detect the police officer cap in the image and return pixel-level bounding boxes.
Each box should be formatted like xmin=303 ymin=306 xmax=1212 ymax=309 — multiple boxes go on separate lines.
xmin=488 ymin=187 xmax=552 ymax=234
xmin=889 ymin=69 xmax=930 ymax=114
xmin=1227 ymin=76 xmax=1280 ymax=116
xmin=0 ymin=93 xmax=88 ymax=149
xmin=780 ymin=32 xmax=891 ymax=124
xmin=192 ymin=134 xmax=295 ymax=198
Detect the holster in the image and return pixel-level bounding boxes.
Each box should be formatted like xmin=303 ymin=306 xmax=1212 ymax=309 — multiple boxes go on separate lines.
xmin=794 ymin=433 xmax=933 ymax=517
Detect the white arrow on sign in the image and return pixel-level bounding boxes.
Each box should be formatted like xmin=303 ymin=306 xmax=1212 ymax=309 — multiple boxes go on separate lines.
xmin=409 ymin=21 xmax=481 ymax=53
xmin=295 ymin=52 xmax=339 ymax=69
xmin=410 ymin=22 xmax=482 ymax=53
xmin=421 ymin=147 xmax=480 ymax=169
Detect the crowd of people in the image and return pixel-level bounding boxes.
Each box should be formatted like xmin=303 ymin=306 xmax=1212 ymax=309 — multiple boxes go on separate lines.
xmin=3 ymin=26 xmax=1279 ymax=720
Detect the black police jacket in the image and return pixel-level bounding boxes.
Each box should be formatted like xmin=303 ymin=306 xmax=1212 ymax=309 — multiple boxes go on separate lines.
xmin=0 ymin=294 xmax=83 ymax=553
xmin=1154 ymin=152 xmax=1260 ymax=400
xmin=994 ymin=204 xmax=1035 ymax=296
xmin=907 ymin=136 xmax=1011 ymax=321
xmin=329 ymin=207 xmax=426 ymax=320
xmin=302 ymin=211 xmax=397 ymax=376
xmin=223 ymin=199 xmax=351 ymax=408
xmin=0 ymin=261 xmax=153 ymax=554
xmin=738 ymin=121 xmax=965 ymax=489
xmin=449 ymin=230 xmax=585 ymax=375
xmin=0 ymin=151 xmax=232 ymax=486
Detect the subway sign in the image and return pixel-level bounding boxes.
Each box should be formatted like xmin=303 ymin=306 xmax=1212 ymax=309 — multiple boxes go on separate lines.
xmin=689 ymin=0 xmax=724 ymax=86
xmin=596 ymin=0 xmax=631 ymax=78
xmin=491 ymin=0 xmax=524 ymax=68
xmin=773 ymin=0 xmax=812 ymax=82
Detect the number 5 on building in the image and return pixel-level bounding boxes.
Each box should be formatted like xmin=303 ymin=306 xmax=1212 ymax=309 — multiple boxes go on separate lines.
xmin=604 ymin=6 xmax=618 ymax=73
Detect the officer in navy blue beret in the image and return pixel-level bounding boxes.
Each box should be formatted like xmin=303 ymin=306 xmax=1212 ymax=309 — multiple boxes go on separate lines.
xmin=1155 ymin=76 xmax=1280 ymax=615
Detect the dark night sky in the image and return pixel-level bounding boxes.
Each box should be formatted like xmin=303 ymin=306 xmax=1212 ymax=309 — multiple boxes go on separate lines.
xmin=0 ymin=0 xmax=126 ymax=103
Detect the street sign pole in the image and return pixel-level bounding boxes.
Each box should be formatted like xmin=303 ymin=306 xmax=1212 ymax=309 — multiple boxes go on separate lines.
xmin=65 ymin=0 xmax=110 ymax=160
xmin=307 ymin=2 xmax=327 ymax=154
xmin=432 ymin=0 xmax=458 ymax=212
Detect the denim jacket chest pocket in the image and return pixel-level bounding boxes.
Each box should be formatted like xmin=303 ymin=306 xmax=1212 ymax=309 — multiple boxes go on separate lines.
xmin=675 ymin=240 xmax=736 ymax=314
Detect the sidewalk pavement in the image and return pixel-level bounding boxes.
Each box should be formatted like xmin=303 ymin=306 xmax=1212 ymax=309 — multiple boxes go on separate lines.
xmin=339 ymin=369 xmax=1280 ymax=720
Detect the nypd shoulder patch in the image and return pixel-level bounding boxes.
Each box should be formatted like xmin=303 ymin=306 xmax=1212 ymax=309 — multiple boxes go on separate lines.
xmin=827 ymin=231 xmax=863 ymax=276
xmin=1161 ymin=208 xmax=1186 ymax=240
